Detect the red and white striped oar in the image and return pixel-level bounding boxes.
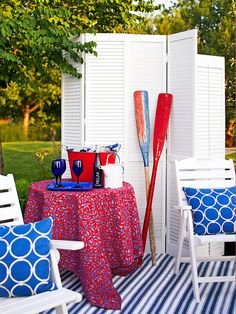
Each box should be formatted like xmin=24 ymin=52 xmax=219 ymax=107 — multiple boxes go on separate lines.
xmin=139 ymin=93 xmax=173 ymax=266
xmin=134 ymin=90 xmax=157 ymax=266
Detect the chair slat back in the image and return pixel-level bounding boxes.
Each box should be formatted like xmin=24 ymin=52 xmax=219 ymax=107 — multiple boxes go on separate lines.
xmin=175 ymin=158 xmax=235 ymax=206
xmin=0 ymin=174 xmax=24 ymax=226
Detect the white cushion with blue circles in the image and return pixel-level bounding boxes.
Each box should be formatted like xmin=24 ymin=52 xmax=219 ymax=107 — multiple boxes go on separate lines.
xmin=183 ymin=186 xmax=236 ymax=236
xmin=0 ymin=217 xmax=56 ymax=297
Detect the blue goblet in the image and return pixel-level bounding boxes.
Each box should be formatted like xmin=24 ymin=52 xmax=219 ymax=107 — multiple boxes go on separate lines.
xmin=72 ymin=160 xmax=83 ymax=188
xmin=51 ymin=159 xmax=66 ymax=187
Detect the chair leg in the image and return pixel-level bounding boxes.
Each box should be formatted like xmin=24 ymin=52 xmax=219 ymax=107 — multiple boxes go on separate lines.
xmin=174 ymin=211 xmax=187 ymax=274
xmin=187 ymin=215 xmax=200 ymax=303
xmin=55 ymin=304 xmax=68 ymax=314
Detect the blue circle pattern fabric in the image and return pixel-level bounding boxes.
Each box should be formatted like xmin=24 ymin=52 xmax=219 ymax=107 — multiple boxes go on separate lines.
xmin=183 ymin=186 xmax=236 ymax=235
xmin=0 ymin=217 xmax=57 ymax=297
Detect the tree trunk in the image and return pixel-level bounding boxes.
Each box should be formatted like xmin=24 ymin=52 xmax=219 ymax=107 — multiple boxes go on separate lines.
xmin=225 ymin=120 xmax=235 ymax=148
xmin=23 ymin=105 xmax=30 ymax=140
xmin=22 ymin=101 xmax=42 ymax=140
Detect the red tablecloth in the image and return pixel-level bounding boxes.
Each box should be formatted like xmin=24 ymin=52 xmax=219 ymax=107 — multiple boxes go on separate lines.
xmin=24 ymin=181 xmax=143 ymax=310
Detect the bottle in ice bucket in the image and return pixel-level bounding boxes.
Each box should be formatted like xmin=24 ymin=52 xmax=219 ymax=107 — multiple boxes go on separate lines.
xmin=93 ymin=146 xmax=103 ymax=188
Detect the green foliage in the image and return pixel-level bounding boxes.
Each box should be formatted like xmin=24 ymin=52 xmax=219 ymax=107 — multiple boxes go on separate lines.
xmin=147 ymin=0 xmax=235 ymax=126
xmin=0 ymin=0 xmax=157 ymax=85
xmin=225 ymin=152 xmax=236 ymax=163
xmin=0 ymin=0 xmax=96 ymax=84
xmin=0 ymin=122 xmax=61 ymax=142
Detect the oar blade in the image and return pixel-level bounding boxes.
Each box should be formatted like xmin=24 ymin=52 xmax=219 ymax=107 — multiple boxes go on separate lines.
xmin=153 ymin=93 xmax=173 ymax=158
xmin=134 ymin=90 xmax=150 ymax=167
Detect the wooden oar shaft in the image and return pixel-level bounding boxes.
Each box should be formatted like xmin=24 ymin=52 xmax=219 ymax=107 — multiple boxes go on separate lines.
xmin=144 ymin=167 xmax=157 ymax=266
xmin=142 ymin=154 xmax=160 ymax=251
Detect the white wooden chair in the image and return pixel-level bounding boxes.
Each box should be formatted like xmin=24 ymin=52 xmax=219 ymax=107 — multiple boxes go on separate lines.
xmin=0 ymin=174 xmax=84 ymax=314
xmin=174 ymin=158 xmax=235 ymax=303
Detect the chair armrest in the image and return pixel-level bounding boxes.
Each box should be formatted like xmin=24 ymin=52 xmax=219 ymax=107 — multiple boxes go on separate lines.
xmin=50 ymin=239 xmax=84 ymax=250
xmin=174 ymin=205 xmax=192 ymax=211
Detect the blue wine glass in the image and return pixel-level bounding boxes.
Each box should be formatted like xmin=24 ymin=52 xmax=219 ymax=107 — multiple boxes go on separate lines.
xmin=52 ymin=159 xmax=66 ymax=187
xmin=72 ymin=160 xmax=83 ymax=188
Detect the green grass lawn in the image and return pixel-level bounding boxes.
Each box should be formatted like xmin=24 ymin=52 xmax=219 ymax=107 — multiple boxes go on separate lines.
xmin=2 ymin=141 xmax=61 ymax=209
xmin=2 ymin=141 xmax=60 ymax=180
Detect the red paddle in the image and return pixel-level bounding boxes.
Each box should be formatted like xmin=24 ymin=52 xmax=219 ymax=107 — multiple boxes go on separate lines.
xmin=139 ymin=93 xmax=173 ymax=266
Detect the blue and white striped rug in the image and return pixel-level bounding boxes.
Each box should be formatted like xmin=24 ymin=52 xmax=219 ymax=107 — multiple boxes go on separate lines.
xmin=44 ymin=254 xmax=235 ymax=314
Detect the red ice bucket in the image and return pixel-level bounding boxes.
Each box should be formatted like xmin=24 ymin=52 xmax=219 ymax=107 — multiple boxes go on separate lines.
xmin=68 ymin=151 xmax=115 ymax=182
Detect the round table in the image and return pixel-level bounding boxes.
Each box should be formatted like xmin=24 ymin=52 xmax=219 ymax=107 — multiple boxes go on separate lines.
xmin=24 ymin=181 xmax=143 ymax=310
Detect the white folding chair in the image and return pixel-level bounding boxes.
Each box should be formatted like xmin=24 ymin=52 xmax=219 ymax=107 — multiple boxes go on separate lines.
xmin=174 ymin=158 xmax=235 ymax=303
xmin=0 ymin=174 xmax=84 ymax=314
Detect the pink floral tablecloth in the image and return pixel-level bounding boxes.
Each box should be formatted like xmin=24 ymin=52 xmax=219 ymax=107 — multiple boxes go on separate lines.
xmin=24 ymin=181 xmax=143 ymax=310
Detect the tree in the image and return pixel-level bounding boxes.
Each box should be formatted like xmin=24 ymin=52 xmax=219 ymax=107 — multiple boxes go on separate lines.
xmin=0 ymin=0 xmax=158 ymax=139
xmin=0 ymin=69 xmax=61 ymax=138
xmin=147 ymin=0 xmax=235 ymax=127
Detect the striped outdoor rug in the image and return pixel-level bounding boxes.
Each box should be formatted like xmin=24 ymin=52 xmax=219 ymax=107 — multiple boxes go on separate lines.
xmin=44 ymin=254 xmax=235 ymax=314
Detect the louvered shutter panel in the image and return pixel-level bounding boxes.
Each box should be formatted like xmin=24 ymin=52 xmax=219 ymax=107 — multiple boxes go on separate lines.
xmin=196 ymin=55 xmax=225 ymax=158
xmin=167 ymin=30 xmax=198 ymax=257
xmin=84 ymin=34 xmax=125 ymax=152
xmin=195 ymin=55 xmax=225 ymax=256
xmin=167 ymin=29 xmax=197 ymax=159
xmin=124 ymin=35 xmax=166 ymax=254
xmin=61 ymin=60 xmax=84 ymax=178
xmin=166 ymin=30 xmax=225 ymax=257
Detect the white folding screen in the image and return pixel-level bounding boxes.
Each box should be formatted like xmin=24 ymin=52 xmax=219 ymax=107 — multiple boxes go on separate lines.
xmin=61 ymin=30 xmax=225 ymax=256
xmin=166 ymin=30 xmax=225 ymax=257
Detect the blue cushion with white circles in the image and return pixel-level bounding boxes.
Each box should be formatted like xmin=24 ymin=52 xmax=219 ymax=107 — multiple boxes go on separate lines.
xmin=183 ymin=186 xmax=236 ymax=236
xmin=0 ymin=217 xmax=56 ymax=297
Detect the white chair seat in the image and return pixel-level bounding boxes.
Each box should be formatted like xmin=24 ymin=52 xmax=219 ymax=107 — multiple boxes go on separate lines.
xmin=0 ymin=288 xmax=82 ymax=314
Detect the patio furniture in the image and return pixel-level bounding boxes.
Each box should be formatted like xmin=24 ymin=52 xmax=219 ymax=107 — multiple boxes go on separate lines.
xmin=174 ymin=158 xmax=235 ymax=303
xmin=0 ymin=174 xmax=84 ymax=314
xmin=24 ymin=180 xmax=143 ymax=310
